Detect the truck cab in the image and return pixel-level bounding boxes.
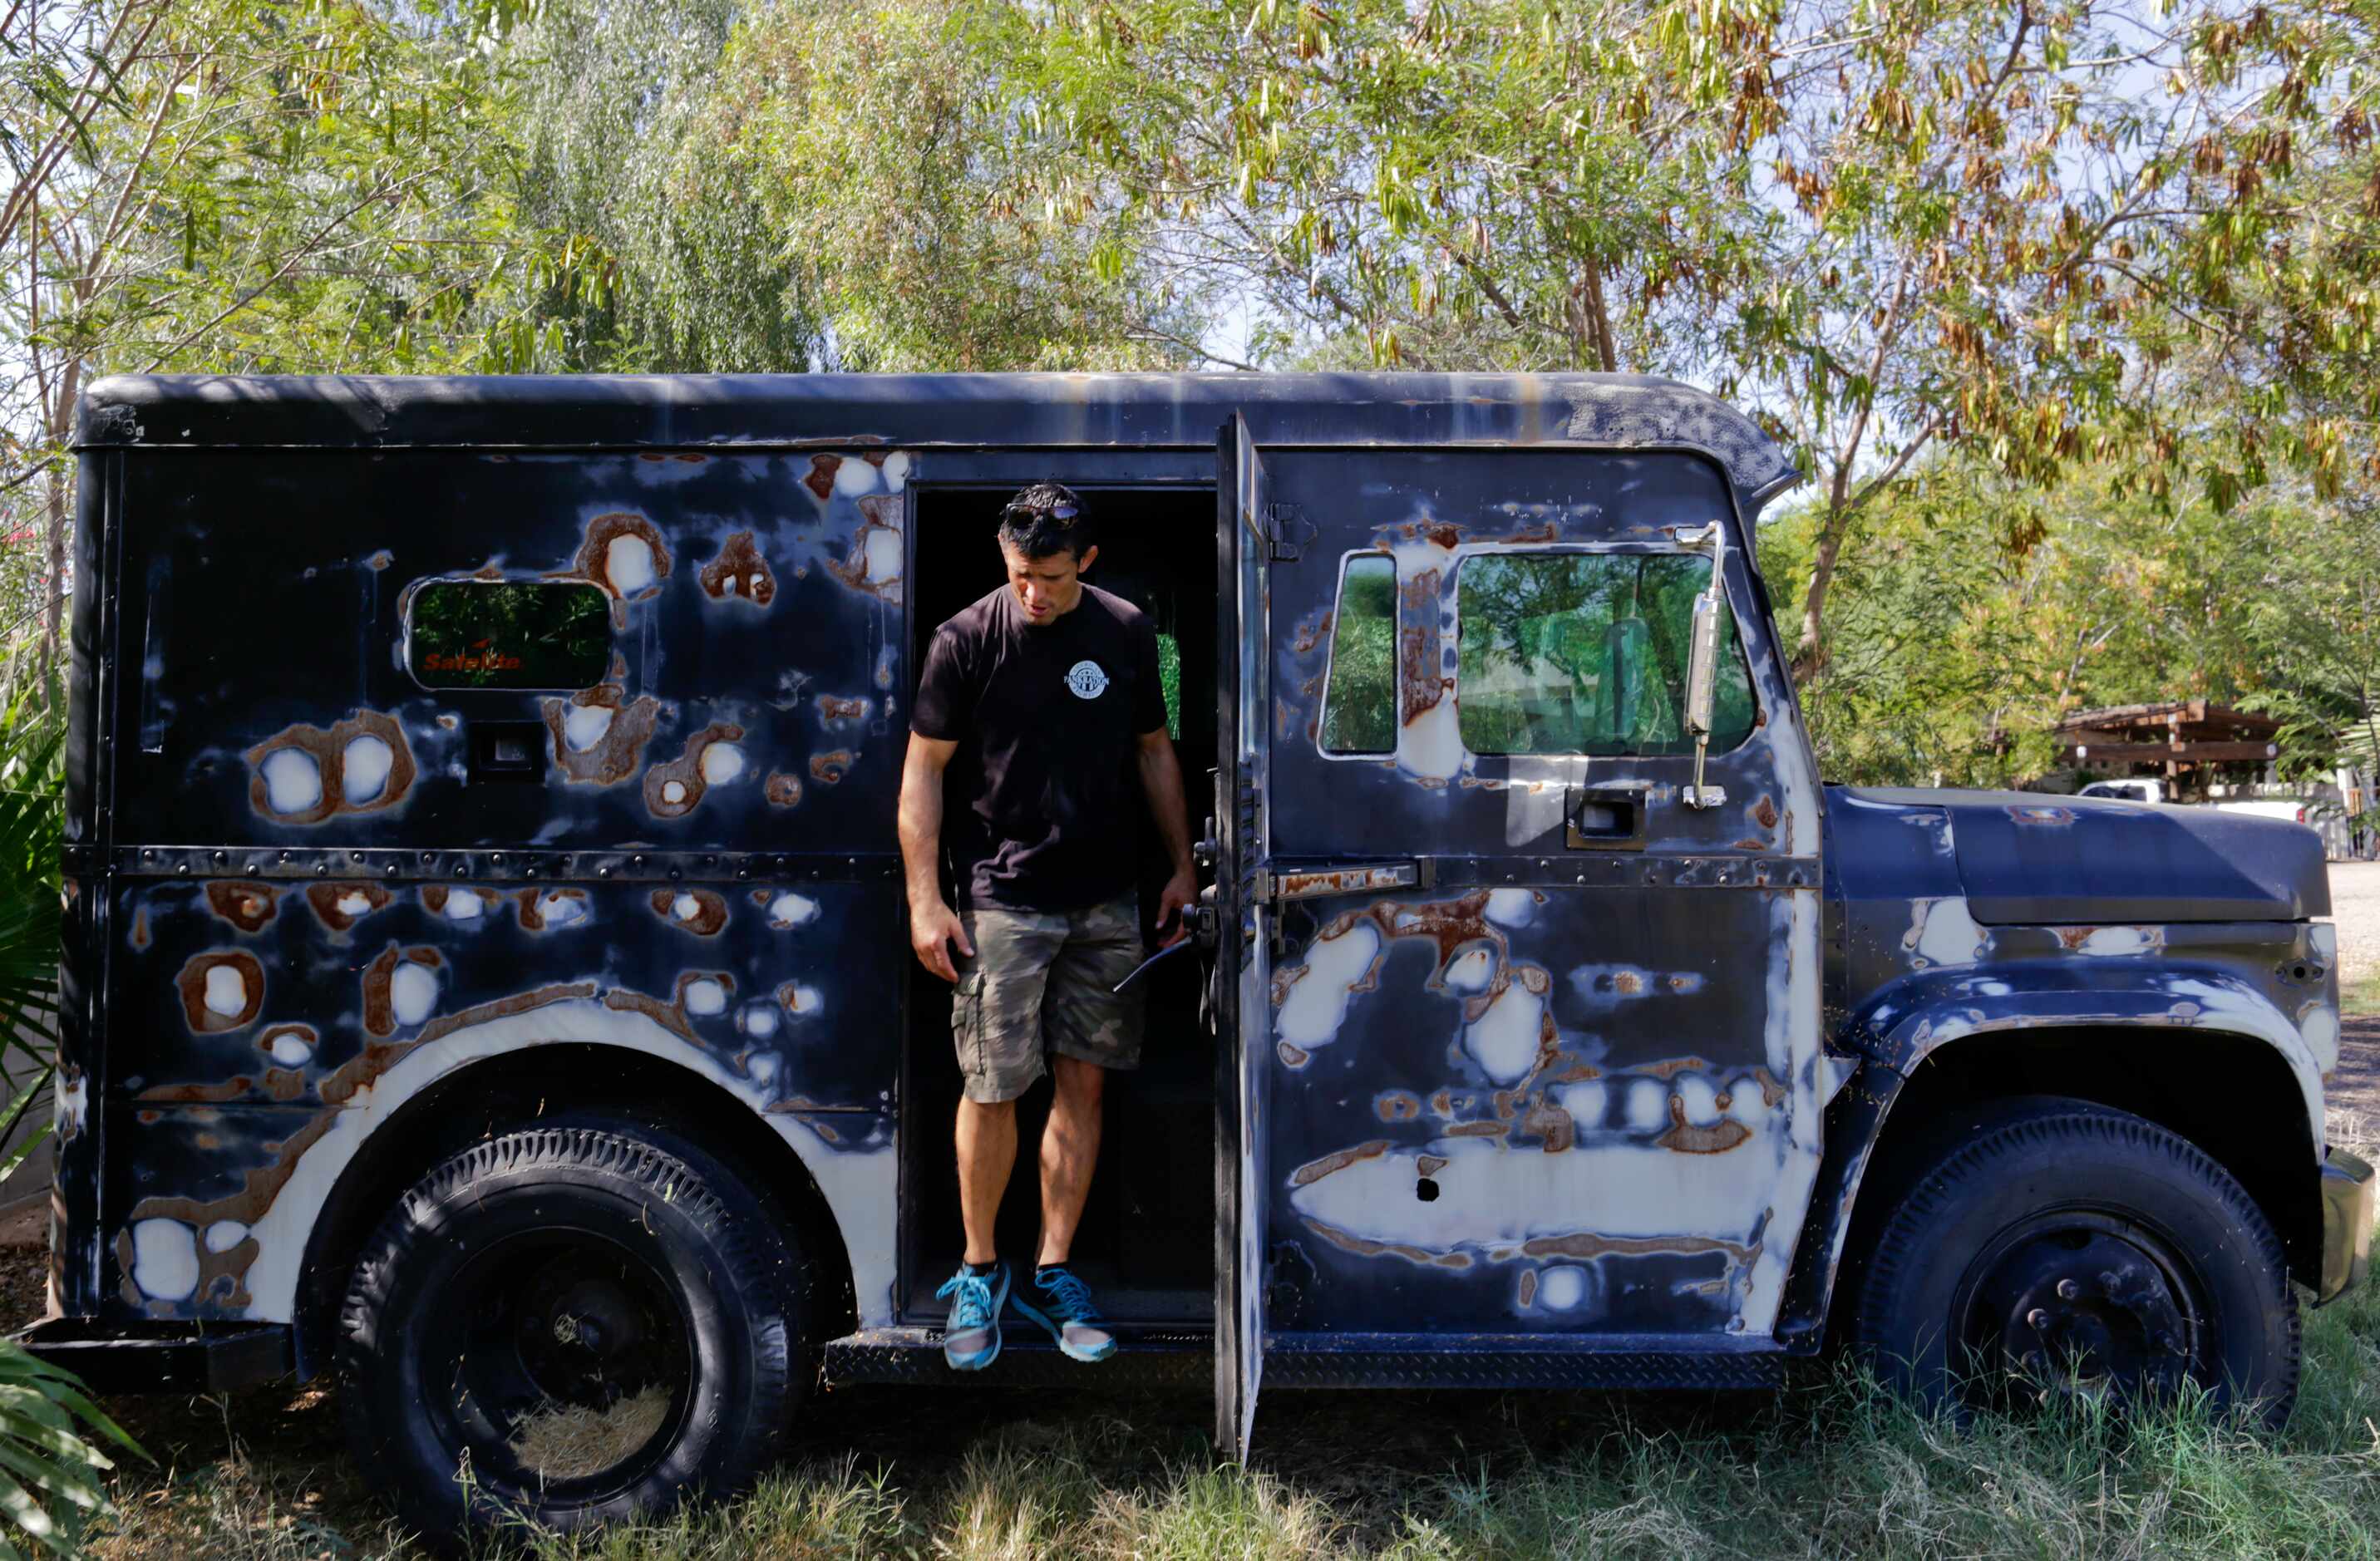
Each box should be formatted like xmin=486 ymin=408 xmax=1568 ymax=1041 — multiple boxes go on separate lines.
xmin=30 ymin=372 xmax=2371 ymax=1538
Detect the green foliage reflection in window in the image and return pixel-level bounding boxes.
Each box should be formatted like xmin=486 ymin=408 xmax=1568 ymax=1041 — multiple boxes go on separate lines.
xmin=407 ymin=580 xmax=612 ymax=690
xmin=1456 ymin=553 xmax=1757 ymax=756
xmin=1156 ymin=632 xmax=1181 ymax=739
xmin=1321 ymin=554 xmax=1397 ymax=752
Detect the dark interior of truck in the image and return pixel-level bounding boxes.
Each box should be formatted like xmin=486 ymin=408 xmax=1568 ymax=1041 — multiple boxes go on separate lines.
xmin=902 ymin=484 xmax=1219 ymax=1327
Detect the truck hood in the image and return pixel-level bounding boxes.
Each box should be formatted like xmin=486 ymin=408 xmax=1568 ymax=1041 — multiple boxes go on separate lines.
xmin=1836 ymin=786 xmax=2330 ymax=924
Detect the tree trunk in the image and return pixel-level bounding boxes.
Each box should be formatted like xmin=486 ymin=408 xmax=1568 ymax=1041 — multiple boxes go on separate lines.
xmin=1792 ymin=508 xmax=1845 ymax=681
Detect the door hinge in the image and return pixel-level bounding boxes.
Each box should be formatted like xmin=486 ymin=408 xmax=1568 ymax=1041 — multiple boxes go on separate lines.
xmin=1266 ymin=503 xmax=1316 ymax=562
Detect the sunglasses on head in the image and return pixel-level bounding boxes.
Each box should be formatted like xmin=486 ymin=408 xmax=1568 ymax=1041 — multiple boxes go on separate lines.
xmin=1003 ymin=500 xmax=1079 ymax=521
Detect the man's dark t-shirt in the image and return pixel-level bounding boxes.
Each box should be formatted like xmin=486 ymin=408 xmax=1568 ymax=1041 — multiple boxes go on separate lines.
xmin=912 ymin=584 xmax=1166 ymax=912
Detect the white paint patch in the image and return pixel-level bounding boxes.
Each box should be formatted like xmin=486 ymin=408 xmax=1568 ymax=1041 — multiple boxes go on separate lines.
xmin=130 ymin=1219 xmax=199 ymax=1301
xmin=747 ymin=573 xmax=764 ymax=593
xmin=862 ymin=526 xmax=902 ymax=585
xmin=2075 ymin=926 xmax=2153 ymax=957
xmin=2302 ymin=1003 xmax=2340 ymax=1075
xmin=535 ymin=893 xmax=588 ymax=928
xmin=881 ymin=451 xmax=912 ymax=491
xmin=232 ymin=999 xmax=900 ymax=1328
xmin=1484 ymin=888 xmax=1537 ymax=928
xmin=1742 ymin=891 xmax=1825 ymax=1334
xmin=782 ymin=985 xmax=820 ymax=1014
xmin=683 ymin=979 xmax=727 ymax=1017
xmin=605 ymin=534 xmax=658 ymax=596
xmin=1442 ymin=948 xmax=1496 ymax=993
xmin=1537 ymin=1265 xmax=1588 ymax=1311
xmin=1906 ymin=896 xmax=1988 ymax=968
xmin=335 ymin=891 xmax=373 ymax=917
xmin=1556 ymin=1081 xmax=1608 ymax=1133
xmin=562 ymin=703 xmax=613 ymax=752
xmin=204 ymin=1220 xmax=249 ymax=1253
xmin=1277 ymin=923 xmax=1382 ymax=1050
xmin=259 ymin=748 xmax=323 ymax=815
xmin=661 ymin=780 xmax=687 ymax=805
xmin=389 ymin=963 xmax=438 ymax=1026
xmin=202 ymin=965 xmax=249 ymax=1018
xmin=769 ymin=893 xmax=820 ymax=928
xmin=672 ymin=894 xmax=701 ymax=921
xmin=1675 ymin=1073 xmax=1723 ymax=1125
xmin=342 ymin=735 xmax=394 ymax=805
xmin=1624 ymin=1078 xmax=1669 ymax=1133
xmin=1462 ymin=982 xmax=1544 ymax=1086
xmin=739 ymin=1004 xmax=780 ymax=1038
xmin=747 ymin=1051 xmax=781 ymax=1084
xmin=268 ymin=1032 xmax=313 ymax=1066
xmin=834 ymin=458 xmax=882 ymax=497
xmin=2312 ymin=923 xmax=2338 ymax=961
xmin=699 ymin=742 xmax=746 ymax=785
xmin=52 ymin=1072 xmax=86 ymax=1137
xmin=722 ymin=574 xmax=739 ymax=595
xmin=442 ymin=889 xmax=484 ymax=922
xmin=1725 ymin=1076 xmax=1774 ymax=1128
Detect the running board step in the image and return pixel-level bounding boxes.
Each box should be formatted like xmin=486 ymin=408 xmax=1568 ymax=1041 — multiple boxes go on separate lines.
xmin=1261 ymin=1332 xmax=1791 ymax=1391
xmin=822 ymin=1327 xmax=1209 ymax=1388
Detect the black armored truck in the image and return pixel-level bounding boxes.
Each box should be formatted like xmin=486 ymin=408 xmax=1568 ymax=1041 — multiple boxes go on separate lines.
xmin=25 ymin=372 xmax=2372 ymax=1536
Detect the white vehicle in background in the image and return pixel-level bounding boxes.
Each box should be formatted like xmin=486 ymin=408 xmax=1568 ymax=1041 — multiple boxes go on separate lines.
xmin=2075 ymin=778 xmax=2312 ymax=825
xmin=2077 ymin=779 xmax=2171 ymax=805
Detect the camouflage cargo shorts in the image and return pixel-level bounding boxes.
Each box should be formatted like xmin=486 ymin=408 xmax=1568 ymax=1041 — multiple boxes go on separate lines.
xmin=951 ymin=894 xmax=1146 ymax=1105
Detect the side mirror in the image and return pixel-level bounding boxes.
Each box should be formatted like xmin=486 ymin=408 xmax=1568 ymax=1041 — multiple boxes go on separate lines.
xmin=1683 ymin=589 xmax=1721 ymax=741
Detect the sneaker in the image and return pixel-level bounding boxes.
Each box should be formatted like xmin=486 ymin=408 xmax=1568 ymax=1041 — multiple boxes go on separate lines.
xmin=1012 ymin=1264 xmax=1117 ymax=1363
xmin=937 ymin=1261 xmax=1008 ymax=1371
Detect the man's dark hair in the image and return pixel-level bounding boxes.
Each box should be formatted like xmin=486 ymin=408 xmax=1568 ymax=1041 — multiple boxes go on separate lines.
xmin=998 ymin=480 xmax=1093 ymax=560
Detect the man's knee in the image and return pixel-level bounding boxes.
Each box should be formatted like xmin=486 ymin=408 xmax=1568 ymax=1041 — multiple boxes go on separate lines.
xmin=1050 ymin=1053 xmax=1106 ymax=1105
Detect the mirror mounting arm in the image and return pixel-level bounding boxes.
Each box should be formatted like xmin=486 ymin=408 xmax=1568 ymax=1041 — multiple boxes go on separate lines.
xmin=1678 ymin=521 xmax=1727 ymax=810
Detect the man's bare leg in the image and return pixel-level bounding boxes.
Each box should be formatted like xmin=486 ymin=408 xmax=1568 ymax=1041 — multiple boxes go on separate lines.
xmin=1037 ymin=1055 xmax=1105 ymax=1266
xmin=955 ymin=1098 xmax=1017 ymax=1266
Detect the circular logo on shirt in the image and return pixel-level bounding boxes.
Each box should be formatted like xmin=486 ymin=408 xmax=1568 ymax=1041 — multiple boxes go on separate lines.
xmin=1065 ymin=660 xmax=1109 ymax=700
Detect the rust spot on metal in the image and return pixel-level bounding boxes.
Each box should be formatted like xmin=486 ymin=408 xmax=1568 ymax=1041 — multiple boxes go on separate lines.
xmin=1375 ymin=1091 xmax=1422 ymax=1121
xmin=1500 ymin=520 xmax=1559 ymax=544
xmin=1415 ymin=1155 xmax=1449 ymax=1177
xmin=803 ymin=454 xmax=843 ymax=501
xmin=1277 ymin=1040 xmax=1310 ymax=1068
xmin=2056 ymin=926 xmax=2095 ymax=950
xmin=1613 ymin=970 xmax=1644 ymax=997
xmin=1639 ymin=1056 xmax=1712 ymax=1080
xmin=651 ymin=889 xmax=729 ymax=936
xmin=1520 ymin=1096 xmax=1575 ymax=1152
xmin=552 ymin=512 xmax=671 ymax=611
xmin=360 ymin=944 xmax=441 ymax=1037
xmin=816 ymin=694 xmax=870 ymax=723
xmin=1291 ymin=612 xmax=1333 ymax=654
xmin=643 ymin=722 xmax=744 ymax=820
xmin=1446 ymin=1120 xmax=1507 ymax=1138
xmin=1752 ymin=795 xmax=1779 ymax=830
xmin=1397 ymin=569 xmax=1445 ymax=726
xmin=244 ymin=710 xmax=417 ymax=825
xmin=1425 ymin=524 xmax=1461 ymax=549
xmin=1515 ymin=1230 xmax=1755 ymax=1263
xmin=414 ymin=982 xmax=599 ymax=1050
xmin=136 ymin=1077 xmax=255 ymax=1104
xmin=1733 ymin=837 xmax=1767 ymax=851
xmin=305 ymin=882 xmax=390 ymax=932
xmin=129 ymin=909 xmax=149 ymax=948
xmin=1303 ymin=1216 xmax=1473 ymax=1269
xmin=601 ymin=987 xmax=699 ymax=1043
xmin=1518 ymin=1269 xmax=1539 ymax=1307
xmin=175 ymin=953 xmax=264 ymax=1033
xmin=825 ymin=497 xmax=904 ymax=603
xmin=123 ymin=1108 xmax=348 ymax=1305
xmin=1749 ymin=1067 xmax=1788 ymax=1107
xmin=1655 ymin=1096 xmax=1753 ymax=1154
xmin=1289 ymin=1140 xmax=1390 ymax=1187
xmin=765 ymin=771 xmax=804 ymax=807
xmin=514 ymin=888 xmax=590 ymax=931
xmin=811 ymin=751 xmax=855 ymax=785
xmin=203 ymin=881 xmax=280 ymax=933
xmin=366 ymin=549 xmax=392 ymax=570
xmin=420 ymin=884 xmax=449 ymax=913
xmin=541 ymin=687 xmax=664 ymax=787
xmin=1555 ymin=1061 xmax=1602 ymax=1082
xmin=699 ymin=530 xmax=776 ymax=606
xmin=2009 ymin=805 xmax=2077 ymax=825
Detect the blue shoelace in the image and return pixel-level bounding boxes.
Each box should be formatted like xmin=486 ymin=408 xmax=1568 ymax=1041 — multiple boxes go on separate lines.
xmin=937 ymin=1270 xmax=996 ymax=1330
xmin=1036 ymin=1267 xmax=1101 ymax=1322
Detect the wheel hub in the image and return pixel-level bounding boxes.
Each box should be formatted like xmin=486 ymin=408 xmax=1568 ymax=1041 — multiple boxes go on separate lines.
xmin=1966 ymin=1225 xmax=2197 ymax=1401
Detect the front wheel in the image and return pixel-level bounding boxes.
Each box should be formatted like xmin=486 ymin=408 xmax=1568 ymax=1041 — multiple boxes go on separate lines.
xmin=1854 ymin=1096 xmax=2299 ymax=1425
xmin=336 ymin=1116 xmax=802 ymax=1537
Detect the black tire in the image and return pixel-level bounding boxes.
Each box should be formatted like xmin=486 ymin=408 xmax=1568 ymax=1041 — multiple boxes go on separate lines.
xmin=335 ymin=1115 xmax=801 ymax=1539
xmin=1854 ymin=1096 xmax=2299 ymax=1425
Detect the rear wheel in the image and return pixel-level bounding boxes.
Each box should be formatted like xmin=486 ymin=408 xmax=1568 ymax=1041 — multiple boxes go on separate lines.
xmin=1854 ymin=1096 xmax=2299 ymax=1424
xmin=336 ymin=1116 xmax=801 ymax=1537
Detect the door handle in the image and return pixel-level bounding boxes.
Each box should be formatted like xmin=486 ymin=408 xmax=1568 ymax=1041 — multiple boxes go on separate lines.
xmin=1565 ymin=785 xmax=1649 ymax=851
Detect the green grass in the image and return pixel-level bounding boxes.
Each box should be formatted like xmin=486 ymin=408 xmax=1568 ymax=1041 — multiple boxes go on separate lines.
xmin=2343 ymin=974 xmax=2380 ymax=1018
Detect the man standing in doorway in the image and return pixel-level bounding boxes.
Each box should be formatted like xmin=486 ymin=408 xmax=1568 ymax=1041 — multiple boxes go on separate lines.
xmin=899 ymin=481 xmax=1197 ymax=1371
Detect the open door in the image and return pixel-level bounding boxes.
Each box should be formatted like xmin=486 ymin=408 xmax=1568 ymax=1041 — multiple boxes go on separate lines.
xmin=1213 ymin=415 xmax=1272 ymax=1460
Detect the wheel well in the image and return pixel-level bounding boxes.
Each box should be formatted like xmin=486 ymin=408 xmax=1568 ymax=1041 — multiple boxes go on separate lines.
xmin=292 ymin=1044 xmax=860 ymax=1378
xmin=1830 ymin=1027 xmax=2320 ymax=1333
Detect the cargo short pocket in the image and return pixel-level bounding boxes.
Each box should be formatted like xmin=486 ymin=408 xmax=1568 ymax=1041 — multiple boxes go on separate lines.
xmin=950 ymin=968 xmax=988 ymax=1084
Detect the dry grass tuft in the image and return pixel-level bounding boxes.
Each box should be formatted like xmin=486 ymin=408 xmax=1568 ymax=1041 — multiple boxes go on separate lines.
xmin=508 ymin=1387 xmax=672 ymax=1485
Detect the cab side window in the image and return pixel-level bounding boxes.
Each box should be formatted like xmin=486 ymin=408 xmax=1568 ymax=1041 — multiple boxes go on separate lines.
xmin=1318 ymin=554 xmax=1397 ymax=753
xmin=406 ymin=580 xmax=612 ymax=690
xmin=1456 ymin=553 xmax=1757 ymax=756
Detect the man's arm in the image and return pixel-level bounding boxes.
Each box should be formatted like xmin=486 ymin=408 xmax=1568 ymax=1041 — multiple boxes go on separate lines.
xmin=899 ymin=731 xmax=973 ymax=982
xmin=1135 ymin=726 xmax=1198 ymax=946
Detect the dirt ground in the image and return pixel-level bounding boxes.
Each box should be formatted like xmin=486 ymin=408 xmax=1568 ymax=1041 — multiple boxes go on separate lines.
xmin=2323 ymin=862 xmax=2380 ymax=1142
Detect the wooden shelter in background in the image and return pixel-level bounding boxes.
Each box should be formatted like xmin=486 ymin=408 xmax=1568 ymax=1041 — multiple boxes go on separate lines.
xmin=2054 ymin=700 xmax=2282 ymax=796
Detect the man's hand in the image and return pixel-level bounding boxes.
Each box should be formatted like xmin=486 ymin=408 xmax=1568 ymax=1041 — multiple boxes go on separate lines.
xmin=1155 ymin=869 xmax=1196 ymax=947
xmin=911 ymin=900 xmax=974 ymax=982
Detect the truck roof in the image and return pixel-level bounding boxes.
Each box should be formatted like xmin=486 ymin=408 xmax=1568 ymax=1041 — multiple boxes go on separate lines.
xmin=75 ymin=372 xmax=1801 ymax=514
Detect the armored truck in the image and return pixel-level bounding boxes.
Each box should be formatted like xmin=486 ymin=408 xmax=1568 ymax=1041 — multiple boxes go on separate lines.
xmin=24 ymin=372 xmax=2372 ymax=1537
